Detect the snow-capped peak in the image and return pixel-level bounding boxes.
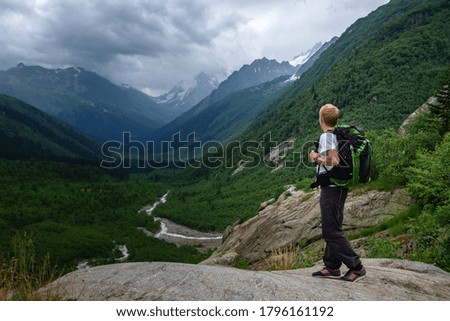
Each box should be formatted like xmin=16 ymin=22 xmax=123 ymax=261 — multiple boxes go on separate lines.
xmin=156 ymin=84 xmax=191 ymax=104
xmin=154 ymin=72 xmax=219 ymax=115
xmin=290 ymin=42 xmax=323 ymax=66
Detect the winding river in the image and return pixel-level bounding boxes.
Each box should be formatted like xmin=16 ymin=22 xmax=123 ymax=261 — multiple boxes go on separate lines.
xmin=144 ymin=192 xmax=223 ymax=251
xmin=77 ymin=191 xmax=221 ymax=269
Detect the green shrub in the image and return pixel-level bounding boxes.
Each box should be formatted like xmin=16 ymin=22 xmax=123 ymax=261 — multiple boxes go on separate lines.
xmin=406 ymin=132 xmax=450 ymax=206
xmin=365 ymin=236 xmax=401 ymax=259
xmin=407 ymin=204 xmax=450 ymax=271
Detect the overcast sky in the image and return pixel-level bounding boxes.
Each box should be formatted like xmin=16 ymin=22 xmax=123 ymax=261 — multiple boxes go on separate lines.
xmin=0 ymin=0 xmax=389 ymax=95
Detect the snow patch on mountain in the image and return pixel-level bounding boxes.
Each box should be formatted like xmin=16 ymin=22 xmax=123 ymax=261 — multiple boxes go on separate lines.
xmin=154 ymin=72 xmax=219 ymax=116
xmin=290 ymin=42 xmax=323 ymax=66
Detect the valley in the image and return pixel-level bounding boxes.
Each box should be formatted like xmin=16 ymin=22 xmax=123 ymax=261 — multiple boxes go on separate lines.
xmin=0 ymin=0 xmax=449 ymax=301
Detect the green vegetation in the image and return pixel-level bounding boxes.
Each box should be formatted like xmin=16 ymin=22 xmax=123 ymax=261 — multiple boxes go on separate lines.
xmin=347 ymin=205 xmax=422 ymax=240
xmin=0 ymin=161 xmax=208 ymax=278
xmin=296 ymin=244 xmax=325 ymax=269
xmin=0 ymin=95 xmax=100 ymax=161
xmin=153 ymin=165 xmax=292 ymax=231
xmin=364 ymin=236 xmax=402 ymax=259
xmin=405 ymin=132 xmax=450 ymax=269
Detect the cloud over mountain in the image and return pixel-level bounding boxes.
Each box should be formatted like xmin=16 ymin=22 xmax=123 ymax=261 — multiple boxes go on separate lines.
xmin=0 ymin=0 xmax=389 ymax=93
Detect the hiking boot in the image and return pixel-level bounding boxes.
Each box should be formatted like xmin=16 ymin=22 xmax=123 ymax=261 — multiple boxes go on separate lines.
xmin=312 ymin=267 xmax=341 ymax=278
xmin=341 ymin=266 xmax=367 ymax=282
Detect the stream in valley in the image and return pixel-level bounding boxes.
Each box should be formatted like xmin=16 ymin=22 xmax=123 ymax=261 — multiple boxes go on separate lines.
xmin=77 ymin=191 xmax=222 ymax=269
xmin=143 ymin=192 xmax=223 ymax=251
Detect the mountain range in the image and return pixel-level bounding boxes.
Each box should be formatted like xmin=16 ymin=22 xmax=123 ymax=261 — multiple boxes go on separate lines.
xmin=148 ymin=47 xmax=335 ymax=147
xmin=0 ymin=64 xmax=172 ymax=141
xmin=1 ymin=0 xmax=447 ymax=164
xmin=153 ymin=43 xmax=327 ymax=120
xmin=211 ymin=57 xmax=299 ymax=104
xmin=0 ymin=40 xmax=325 ymax=146
xmin=154 ymin=72 xmax=220 ymax=116
xmin=170 ymin=58 xmax=298 ymax=126
xmin=0 ymin=0 xmax=446 ymax=175
xmin=1 ymin=0 xmax=447 ymax=149
xmin=242 ymin=0 xmax=450 ymax=144
xmin=152 ymin=75 xmax=293 ymax=148
xmin=148 ymin=57 xmax=298 ymax=145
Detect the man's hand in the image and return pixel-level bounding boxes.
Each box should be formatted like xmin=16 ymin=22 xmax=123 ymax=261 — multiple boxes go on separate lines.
xmin=310 ymin=150 xmax=319 ymax=163
xmin=310 ymin=150 xmax=339 ymax=166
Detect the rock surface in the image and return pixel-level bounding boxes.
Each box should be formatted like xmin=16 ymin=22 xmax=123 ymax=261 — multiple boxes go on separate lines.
xmin=40 ymin=259 xmax=450 ymax=301
xmin=202 ymin=187 xmax=412 ymax=268
xmin=398 ymin=96 xmax=434 ymax=136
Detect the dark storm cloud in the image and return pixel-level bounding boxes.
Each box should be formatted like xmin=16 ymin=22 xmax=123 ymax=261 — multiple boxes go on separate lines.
xmin=0 ymin=0 xmax=243 ymax=66
xmin=0 ymin=0 xmax=389 ymax=94
xmin=40 ymin=1 xmax=240 ymax=62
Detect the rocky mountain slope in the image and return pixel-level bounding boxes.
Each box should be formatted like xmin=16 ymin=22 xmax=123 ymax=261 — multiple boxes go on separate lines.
xmin=41 ymin=259 xmax=450 ymax=300
xmin=202 ymin=187 xmax=412 ymax=269
xmin=212 ymin=58 xmax=297 ymax=103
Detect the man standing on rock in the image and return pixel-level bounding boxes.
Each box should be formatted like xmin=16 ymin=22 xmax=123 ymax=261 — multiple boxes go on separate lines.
xmin=309 ymin=104 xmax=366 ymax=282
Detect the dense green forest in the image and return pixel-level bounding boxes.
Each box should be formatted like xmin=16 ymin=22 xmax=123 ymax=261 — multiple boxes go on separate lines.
xmin=152 ymin=165 xmax=291 ymax=231
xmin=363 ymin=83 xmax=449 ymax=270
xmin=0 ymin=162 xmax=207 ymax=275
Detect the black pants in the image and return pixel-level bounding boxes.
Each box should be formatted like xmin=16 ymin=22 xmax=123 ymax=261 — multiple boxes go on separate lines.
xmin=320 ymin=185 xmax=361 ymax=270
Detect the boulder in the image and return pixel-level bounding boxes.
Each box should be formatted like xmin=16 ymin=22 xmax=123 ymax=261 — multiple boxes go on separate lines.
xmin=202 ymin=188 xmax=412 ymax=268
xmin=39 ymin=259 xmax=450 ymax=301
xmin=398 ymin=97 xmax=435 ymax=136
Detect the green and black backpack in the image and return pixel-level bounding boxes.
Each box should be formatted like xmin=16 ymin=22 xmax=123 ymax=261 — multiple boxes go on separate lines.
xmin=313 ymin=124 xmax=372 ymax=187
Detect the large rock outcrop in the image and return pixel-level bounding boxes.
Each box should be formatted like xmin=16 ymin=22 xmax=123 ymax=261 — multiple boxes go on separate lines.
xmin=398 ymin=96 xmax=435 ymax=136
xmin=40 ymin=259 xmax=450 ymax=300
xmin=202 ymin=187 xmax=412 ymax=268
